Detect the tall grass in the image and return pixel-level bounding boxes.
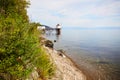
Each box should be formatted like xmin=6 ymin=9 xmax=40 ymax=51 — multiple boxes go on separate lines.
xmin=0 ymin=15 xmax=55 ymax=80
xmin=33 ymin=47 xmax=55 ymax=79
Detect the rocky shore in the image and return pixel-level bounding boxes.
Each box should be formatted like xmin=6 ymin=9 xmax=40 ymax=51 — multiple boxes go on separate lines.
xmin=44 ymin=46 xmax=86 ymax=80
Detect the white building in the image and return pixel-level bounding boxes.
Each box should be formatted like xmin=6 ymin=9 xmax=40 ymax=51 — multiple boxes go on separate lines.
xmin=56 ymin=24 xmax=61 ymax=29
xmin=37 ymin=26 xmax=45 ymax=30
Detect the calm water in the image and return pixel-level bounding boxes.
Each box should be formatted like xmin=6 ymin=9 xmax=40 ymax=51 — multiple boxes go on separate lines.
xmin=44 ymin=28 xmax=120 ymax=80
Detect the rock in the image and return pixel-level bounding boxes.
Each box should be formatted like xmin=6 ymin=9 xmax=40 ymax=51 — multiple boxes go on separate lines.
xmin=26 ymin=68 xmax=40 ymax=80
xmin=54 ymin=40 xmax=56 ymax=42
xmin=31 ymin=71 xmax=39 ymax=80
xmin=45 ymin=40 xmax=54 ymax=48
xmin=57 ymin=49 xmax=66 ymax=58
xmin=58 ymin=53 xmax=66 ymax=58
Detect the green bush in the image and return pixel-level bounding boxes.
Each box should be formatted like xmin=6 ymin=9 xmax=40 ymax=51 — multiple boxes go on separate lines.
xmin=0 ymin=16 xmax=33 ymax=79
xmin=0 ymin=0 xmax=54 ymax=79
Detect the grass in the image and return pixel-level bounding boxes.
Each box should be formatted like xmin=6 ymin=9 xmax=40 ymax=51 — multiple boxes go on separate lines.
xmin=32 ymin=47 xmax=55 ymax=79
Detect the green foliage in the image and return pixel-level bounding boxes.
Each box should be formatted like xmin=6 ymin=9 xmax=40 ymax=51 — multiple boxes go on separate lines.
xmin=33 ymin=47 xmax=55 ymax=79
xmin=0 ymin=0 xmax=29 ymax=21
xmin=0 ymin=0 xmax=54 ymax=80
xmin=0 ymin=15 xmax=35 ymax=79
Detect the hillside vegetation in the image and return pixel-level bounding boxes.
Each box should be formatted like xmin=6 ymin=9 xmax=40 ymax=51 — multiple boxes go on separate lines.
xmin=0 ymin=0 xmax=54 ymax=80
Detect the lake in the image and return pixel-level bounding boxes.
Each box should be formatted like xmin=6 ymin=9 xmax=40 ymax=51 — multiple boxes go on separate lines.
xmin=44 ymin=28 xmax=120 ymax=80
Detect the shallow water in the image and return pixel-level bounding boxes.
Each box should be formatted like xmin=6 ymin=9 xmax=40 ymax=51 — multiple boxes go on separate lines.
xmin=44 ymin=28 xmax=120 ymax=80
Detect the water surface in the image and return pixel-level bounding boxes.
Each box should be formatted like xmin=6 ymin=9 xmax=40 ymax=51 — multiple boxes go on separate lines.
xmin=44 ymin=28 xmax=120 ymax=80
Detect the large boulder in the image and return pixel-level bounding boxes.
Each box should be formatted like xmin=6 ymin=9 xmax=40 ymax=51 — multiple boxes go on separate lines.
xmin=44 ymin=40 xmax=54 ymax=48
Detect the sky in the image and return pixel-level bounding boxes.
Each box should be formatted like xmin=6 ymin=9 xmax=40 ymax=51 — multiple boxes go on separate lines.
xmin=27 ymin=0 xmax=120 ymax=28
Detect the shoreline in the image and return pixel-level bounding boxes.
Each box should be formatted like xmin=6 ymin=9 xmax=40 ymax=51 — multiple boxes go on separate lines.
xmin=60 ymin=51 xmax=95 ymax=80
xmin=44 ymin=46 xmax=86 ymax=80
xmin=41 ymin=36 xmax=96 ymax=80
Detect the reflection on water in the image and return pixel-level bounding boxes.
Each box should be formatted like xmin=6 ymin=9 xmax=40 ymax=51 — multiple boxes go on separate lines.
xmin=44 ymin=29 xmax=120 ymax=80
xmin=45 ymin=29 xmax=61 ymax=42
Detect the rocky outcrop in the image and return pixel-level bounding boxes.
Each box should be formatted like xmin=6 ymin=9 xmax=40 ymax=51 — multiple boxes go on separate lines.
xmin=39 ymin=36 xmax=54 ymax=49
xmin=44 ymin=40 xmax=54 ymax=48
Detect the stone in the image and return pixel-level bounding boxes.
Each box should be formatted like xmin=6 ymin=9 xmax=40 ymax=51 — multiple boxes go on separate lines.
xmin=45 ymin=40 xmax=54 ymax=48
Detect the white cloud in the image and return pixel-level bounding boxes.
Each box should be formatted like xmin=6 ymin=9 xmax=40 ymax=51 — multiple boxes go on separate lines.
xmin=27 ymin=0 xmax=120 ymax=28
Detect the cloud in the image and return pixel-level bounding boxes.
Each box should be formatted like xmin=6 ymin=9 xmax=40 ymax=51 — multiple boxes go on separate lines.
xmin=27 ymin=0 xmax=120 ymax=28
